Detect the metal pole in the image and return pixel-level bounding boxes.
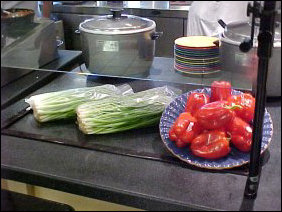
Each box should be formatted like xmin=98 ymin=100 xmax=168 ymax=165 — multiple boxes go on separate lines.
xmin=244 ymin=1 xmax=276 ymax=199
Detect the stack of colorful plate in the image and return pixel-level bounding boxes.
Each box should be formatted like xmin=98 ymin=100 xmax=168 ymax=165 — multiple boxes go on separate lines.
xmin=174 ymin=36 xmax=221 ymax=75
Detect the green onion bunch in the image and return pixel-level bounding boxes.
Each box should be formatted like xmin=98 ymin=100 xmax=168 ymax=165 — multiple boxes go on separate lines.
xmin=76 ymin=86 xmax=181 ymax=134
xmin=25 ymin=84 xmax=132 ymax=122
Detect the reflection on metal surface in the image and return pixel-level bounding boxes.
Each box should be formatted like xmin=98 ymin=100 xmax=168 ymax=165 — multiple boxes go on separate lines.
xmin=1 ymin=19 xmax=58 ymax=69
xmin=126 ymin=1 xmax=141 ymax=8
xmin=52 ymin=1 xmax=190 ymax=17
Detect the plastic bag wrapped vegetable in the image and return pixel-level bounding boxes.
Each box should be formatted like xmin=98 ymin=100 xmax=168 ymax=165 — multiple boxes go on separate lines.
xmin=25 ymin=84 xmax=133 ymax=122
xmin=76 ymin=86 xmax=182 ymax=134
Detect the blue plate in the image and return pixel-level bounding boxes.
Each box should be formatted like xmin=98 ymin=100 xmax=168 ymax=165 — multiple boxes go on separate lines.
xmin=175 ymin=51 xmax=220 ymax=59
xmin=159 ymin=88 xmax=273 ymax=170
xmin=175 ymin=49 xmax=219 ymax=56
xmin=175 ymin=45 xmax=220 ymax=53
xmin=175 ymin=60 xmax=221 ymax=68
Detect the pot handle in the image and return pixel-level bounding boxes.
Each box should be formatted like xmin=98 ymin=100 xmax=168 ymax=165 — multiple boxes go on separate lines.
xmin=74 ymin=29 xmax=80 ymax=34
xmin=218 ymin=19 xmax=227 ymax=38
xmin=151 ymin=31 xmax=163 ymax=40
xmin=56 ymin=39 xmax=64 ymax=48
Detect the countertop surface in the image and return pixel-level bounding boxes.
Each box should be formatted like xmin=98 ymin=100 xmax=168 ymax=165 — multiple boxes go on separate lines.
xmin=1 ymin=57 xmax=281 ymax=211
xmin=1 ymin=101 xmax=281 ymax=211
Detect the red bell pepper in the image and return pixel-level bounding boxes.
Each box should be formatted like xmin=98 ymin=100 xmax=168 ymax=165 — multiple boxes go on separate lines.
xmin=227 ymin=93 xmax=255 ymax=123
xmin=173 ymin=112 xmax=197 ymax=136
xmin=178 ymin=121 xmax=202 ymax=144
xmin=169 ymin=127 xmax=178 ymax=141
xmin=227 ymin=116 xmax=253 ymax=152
xmin=211 ymin=81 xmax=232 ymax=102
xmin=190 ymin=130 xmax=231 ymax=159
xmin=185 ymin=92 xmax=210 ymax=116
xmin=175 ymin=139 xmax=188 ymax=148
xmin=169 ymin=112 xmax=202 ymax=147
xmin=195 ymin=101 xmax=236 ymax=130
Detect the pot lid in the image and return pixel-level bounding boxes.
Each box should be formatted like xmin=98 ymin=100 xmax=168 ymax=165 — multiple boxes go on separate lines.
xmin=223 ymin=21 xmax=281 ymax=46
xmin=79 ymin=9 xmax=155 ymax=35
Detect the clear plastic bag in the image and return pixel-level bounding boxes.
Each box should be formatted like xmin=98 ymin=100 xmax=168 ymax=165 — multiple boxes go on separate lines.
xmin=77 ymin=86 xmax=182 ymax=134
xmin=25 ymin=84 xmax=133 ymax=122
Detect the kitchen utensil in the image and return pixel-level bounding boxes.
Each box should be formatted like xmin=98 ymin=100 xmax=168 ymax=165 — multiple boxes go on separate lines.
xmin=77 ymin=9 xmax=162 ymax=77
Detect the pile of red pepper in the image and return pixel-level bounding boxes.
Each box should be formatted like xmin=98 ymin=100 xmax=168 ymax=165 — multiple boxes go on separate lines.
xmin=169 ymin=81 xmax=256 ymax=159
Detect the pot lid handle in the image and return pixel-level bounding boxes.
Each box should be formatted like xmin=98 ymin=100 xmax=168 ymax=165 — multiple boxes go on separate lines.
xmin=218 ymin=19 xmax=227 ymax=29
xmin=110 ymin=8 xmax=123 ymax=19
xmin=239 ymin=2 xmax=261 ymax=52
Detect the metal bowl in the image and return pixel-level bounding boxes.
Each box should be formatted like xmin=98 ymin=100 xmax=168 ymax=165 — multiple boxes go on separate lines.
xmin=1 ymin=8 xmax=35 ymax=24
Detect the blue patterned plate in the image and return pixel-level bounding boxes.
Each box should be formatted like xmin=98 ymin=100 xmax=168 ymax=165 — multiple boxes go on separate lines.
xmin=159 ymin=88 xmax=273 ymax=170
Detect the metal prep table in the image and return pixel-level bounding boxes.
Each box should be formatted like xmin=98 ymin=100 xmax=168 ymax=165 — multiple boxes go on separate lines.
xmin=1 ymin=56 xmax=281 ymax=210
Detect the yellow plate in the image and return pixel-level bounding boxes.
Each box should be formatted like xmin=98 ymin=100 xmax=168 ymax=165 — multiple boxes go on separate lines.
xmin=175 ymin=36 xmax=219 ymax=48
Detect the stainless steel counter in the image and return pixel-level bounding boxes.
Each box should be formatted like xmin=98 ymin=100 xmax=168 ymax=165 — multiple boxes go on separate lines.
xmin=52 ymin=1 xmax=190 ymax=18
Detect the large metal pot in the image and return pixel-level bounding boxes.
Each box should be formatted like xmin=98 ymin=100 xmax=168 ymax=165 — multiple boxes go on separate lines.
xmin=220 ymin=21 xmax=281 ymax=97
xmin=78 ymin=9 xmax=162 ymax=77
